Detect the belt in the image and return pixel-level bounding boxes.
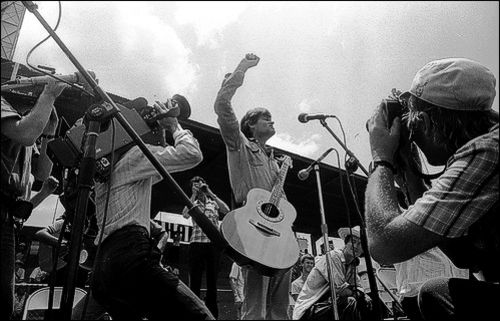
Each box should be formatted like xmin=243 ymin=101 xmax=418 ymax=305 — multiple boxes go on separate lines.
xmin=103 ymin=224 xmax=149 ymax=245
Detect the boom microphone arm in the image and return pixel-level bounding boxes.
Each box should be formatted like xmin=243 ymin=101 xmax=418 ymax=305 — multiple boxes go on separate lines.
xmin=21 ymin=2 xmax=209 ymax=319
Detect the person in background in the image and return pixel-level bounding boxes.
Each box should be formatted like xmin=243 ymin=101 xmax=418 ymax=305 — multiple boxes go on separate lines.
xmin=229 ymin=262 xmax=245 ymax=320
xmin=293 ymin=226 xmax=371 ymax=320
xmin=2 ymin=79 xmax=67 ymax=319
xmin=183 ymin=176 xmax=230 ymax=318
xmin=14 ymin=260 xmax=25 ymax=283
xmin=394 ymin=247 xmax=468 ymax=320
xmin=29 ymin=266 xmax=49 ymax=284
xmin=289 ymin=254 xmax=314 ymax=318
xmin=161 ymin=231 xmax=181 ymax=276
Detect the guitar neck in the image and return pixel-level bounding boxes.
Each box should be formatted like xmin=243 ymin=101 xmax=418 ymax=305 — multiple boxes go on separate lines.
xmin=269 ymin=156 xmax=292 ymax=205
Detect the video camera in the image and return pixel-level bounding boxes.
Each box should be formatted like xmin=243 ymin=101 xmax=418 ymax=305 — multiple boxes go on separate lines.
xmin=47 ymin=95 xmax=191 ymax=181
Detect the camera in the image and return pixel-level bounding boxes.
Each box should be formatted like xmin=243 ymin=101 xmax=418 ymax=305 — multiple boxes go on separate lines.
xmin=384 ymin=98 xmax=408 ymax=127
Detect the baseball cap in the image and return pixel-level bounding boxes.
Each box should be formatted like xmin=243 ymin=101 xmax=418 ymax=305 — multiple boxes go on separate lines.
xmin=400 ymin=58 xmax=496 ymax=111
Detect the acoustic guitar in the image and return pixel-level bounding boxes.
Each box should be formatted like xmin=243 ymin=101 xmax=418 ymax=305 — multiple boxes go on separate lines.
xmin=220 ymin=155 xmax=300 ymax=277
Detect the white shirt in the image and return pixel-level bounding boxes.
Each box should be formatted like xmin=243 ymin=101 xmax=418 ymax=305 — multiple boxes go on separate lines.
xmin=95 ymin=127 xmax=202 ymax=244
xmin=394 ymin=247 xmax=469 ymax=298
xmin=229 ymin=262 xmax=244 ymax=302
xmin=293 ymin=249 xmax=360 ymax=320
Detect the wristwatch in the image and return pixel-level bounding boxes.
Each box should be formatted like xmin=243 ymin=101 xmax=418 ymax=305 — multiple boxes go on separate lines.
xmin=369 ymin=160 xmax=396 ymax=174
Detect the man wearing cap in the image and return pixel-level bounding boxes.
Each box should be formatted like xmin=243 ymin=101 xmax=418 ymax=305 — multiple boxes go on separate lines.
xmin=366 ymin=58 xmax=499 ymax=319
xmin=293 ymin=226 xmax=371 ymax=320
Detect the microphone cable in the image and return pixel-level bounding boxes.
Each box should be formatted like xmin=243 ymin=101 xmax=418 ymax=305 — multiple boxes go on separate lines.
xmin=80 ymin=119 xmax=117 ymax=319
xmin=20 ymin=1 xmax=95 ymax=97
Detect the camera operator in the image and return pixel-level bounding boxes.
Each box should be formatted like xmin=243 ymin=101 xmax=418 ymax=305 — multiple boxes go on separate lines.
xmin=90 ymin=99 xmax=213 ymax=319
xmin=1 ymin=79 xmax=68 ymax=320
xmin=365 ymin=58 xmax=499 ymax=319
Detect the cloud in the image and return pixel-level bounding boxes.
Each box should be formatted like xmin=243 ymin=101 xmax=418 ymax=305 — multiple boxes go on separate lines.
xmin=298 ymin=98 xmax=321 ymax=113
xmin=175 ymin=2 xmax=248 ymax=48
xmin=114 ymin=3 xmax=200 ymax=98
xmin=268 ymin=133 xmax=321 ymax=157
xmin=13 ymin=2 xmax=200 ymax=103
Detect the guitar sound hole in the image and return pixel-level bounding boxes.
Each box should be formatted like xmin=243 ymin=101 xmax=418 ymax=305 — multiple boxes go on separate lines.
xmin=261 ymin=203 xmax=279 ymax=218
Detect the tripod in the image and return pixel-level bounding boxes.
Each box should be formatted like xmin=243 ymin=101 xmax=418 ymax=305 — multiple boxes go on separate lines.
xmin=21 ymin=2 xmax=223 ymax=319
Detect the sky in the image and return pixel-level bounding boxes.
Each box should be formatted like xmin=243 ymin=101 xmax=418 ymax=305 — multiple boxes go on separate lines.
xmin=13 ymin=1 xmax=500 ymax=176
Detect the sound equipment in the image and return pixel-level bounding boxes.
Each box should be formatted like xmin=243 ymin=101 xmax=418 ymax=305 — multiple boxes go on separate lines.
xmin=220 ymin=155 xmax=300 ymax=276
xmin=47 ymin=100 xmax=157 ymax=180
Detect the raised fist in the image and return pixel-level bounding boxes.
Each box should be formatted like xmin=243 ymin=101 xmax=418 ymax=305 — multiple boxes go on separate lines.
xmin=236 ymin=53 xmax=260 ymax=71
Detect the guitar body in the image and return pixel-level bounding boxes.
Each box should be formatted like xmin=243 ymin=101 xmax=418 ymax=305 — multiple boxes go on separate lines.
xmin=221 ymin=188 xmax=300 ymax=276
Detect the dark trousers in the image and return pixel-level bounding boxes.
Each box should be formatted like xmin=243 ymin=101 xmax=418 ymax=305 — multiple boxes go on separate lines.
xmin=401 ymin=296 xmax=423 ymax=320
xmin=91 ymin=225 xmax=214 ymax=320
xmin=188 ymin=242 xmax=220 ymax=318
xmin=418 ymin=277 xmax=500 ymax=320
xmin=1 ymin=210 xmax=15 ymax=320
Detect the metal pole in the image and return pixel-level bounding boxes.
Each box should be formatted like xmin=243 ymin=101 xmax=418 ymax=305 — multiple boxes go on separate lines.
xmin=313 ymin=164 xmax=339 ymax=320
xmin=319 ymin=118 xmax=383 ymax=319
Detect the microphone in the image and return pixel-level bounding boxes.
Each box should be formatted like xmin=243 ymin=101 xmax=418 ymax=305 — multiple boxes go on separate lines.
xmin=297 ymin=148 xmax=334 ymax=181
xmin=298 ymin=113 xmax=335 ymax=123
xmin=4 ymin=71 xmax=96 ymax=89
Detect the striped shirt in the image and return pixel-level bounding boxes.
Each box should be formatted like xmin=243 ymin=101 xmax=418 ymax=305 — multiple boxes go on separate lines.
xmin=94 ymin=126 xmax=202 ymax=244
xmin=189 ymin=197 xmax=220 ymax=243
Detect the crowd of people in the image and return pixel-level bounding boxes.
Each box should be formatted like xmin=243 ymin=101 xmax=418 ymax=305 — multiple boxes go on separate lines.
xmin=1 ymin=53 xmax=498 ymax=320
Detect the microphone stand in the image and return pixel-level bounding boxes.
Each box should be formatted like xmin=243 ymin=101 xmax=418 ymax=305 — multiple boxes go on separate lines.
xmin=21 ymin=2 xmax=219 ymax=319
xmin=313 ymin=163 xmax=339 ymax=320
xmin=318 ymin=118 xmax=383 ymax=320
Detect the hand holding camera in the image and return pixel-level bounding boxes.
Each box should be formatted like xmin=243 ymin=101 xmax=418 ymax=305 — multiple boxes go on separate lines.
xmin=367 ymin=100 xmax=402 ymax=165
xmin=154 ymin=100 xmax=179 ymax=134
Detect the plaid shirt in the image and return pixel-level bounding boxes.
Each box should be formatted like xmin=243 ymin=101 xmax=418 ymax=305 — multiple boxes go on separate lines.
xmin=402 ymin=124 xmax=499 ymax=278
xmin=402 ymin=124 xmax=498 ymax=237
xmin=189 ymin=197 xmax=220 ymax=243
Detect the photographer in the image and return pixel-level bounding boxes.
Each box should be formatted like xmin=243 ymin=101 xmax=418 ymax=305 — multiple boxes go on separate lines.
xmin=1 ymin=79 xmax=68 ymax=320
xmin=365 ymin=58 xmax=499 ymax=319
xmin=182 ymin=176 xmax=230 ymax=318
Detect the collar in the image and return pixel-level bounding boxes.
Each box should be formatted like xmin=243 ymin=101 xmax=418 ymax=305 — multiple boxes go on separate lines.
xmin=249 ymin=137 xmax=274 ymax=157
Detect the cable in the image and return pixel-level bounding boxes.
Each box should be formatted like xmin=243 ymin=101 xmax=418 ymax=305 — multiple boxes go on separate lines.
xmin=47 ymin=213 xmax=70 ymax=319
xmin=331 ymin=148 xmax=359 ymax=292
xmin=80 ymin=119 xmax=116 ymax=319
xmin=23 ymin=1 xmax=94 ymax=97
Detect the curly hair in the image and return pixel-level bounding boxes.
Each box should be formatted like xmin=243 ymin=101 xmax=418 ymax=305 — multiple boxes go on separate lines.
xmin=406 ymin=95 xmax=497 ymax=154
xmin=240 ymin=107 xmax=271 ymax=139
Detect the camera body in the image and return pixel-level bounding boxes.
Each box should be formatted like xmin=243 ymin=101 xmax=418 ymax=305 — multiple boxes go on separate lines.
xmin=384 ymin=98 xmax=408 ymax=127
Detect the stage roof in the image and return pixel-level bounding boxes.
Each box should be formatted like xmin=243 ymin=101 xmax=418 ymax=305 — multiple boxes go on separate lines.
xmin=1 ymin=59 xmax=374 ymax=239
